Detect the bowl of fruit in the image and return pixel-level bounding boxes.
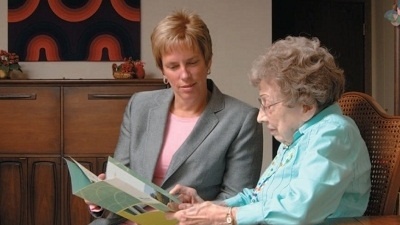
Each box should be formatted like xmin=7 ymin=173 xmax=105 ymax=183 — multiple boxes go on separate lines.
xmin=112 ymin=57 xmax=145 ymax=79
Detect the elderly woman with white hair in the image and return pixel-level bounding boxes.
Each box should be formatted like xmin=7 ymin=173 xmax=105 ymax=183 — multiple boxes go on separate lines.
xmin=168 ymin=36 xmax=371 ymax=225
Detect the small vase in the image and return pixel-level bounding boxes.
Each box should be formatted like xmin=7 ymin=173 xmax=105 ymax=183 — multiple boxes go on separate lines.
xmin=135 ymin=65 xmax=145 ymax=79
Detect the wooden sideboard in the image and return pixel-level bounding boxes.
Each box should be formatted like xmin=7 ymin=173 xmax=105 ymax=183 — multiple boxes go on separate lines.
xmin=0 ymin=79 xmax=167 ymax=225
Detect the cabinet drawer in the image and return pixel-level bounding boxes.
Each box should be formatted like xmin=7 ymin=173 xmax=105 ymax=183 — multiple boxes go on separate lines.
xmin=0 ymin=87 xmax=61 ymax=154
xmin=64 ymin=85 xmax=163 ymax=154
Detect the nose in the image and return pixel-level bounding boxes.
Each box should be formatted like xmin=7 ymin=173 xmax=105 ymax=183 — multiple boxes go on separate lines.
xmin=180 ymin=66 xmax=190 ymax=79
xmin=257 ymin=108 xmax=267 ymax=123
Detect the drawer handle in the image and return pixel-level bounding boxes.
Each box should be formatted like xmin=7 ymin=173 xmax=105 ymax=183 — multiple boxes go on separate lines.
xmin=0 ymin=93 xmax=37 ymax=100
xmin=88 ymin=94 xmax=132 ymax=100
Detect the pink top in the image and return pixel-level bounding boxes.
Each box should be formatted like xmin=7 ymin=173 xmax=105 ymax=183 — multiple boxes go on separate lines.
xmin=152 ymin=113 xmax=199 ymax=185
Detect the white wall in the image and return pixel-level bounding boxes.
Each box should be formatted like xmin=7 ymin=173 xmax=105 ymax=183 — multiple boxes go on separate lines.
xmin=0 ymin=1 xmax=273 ymax=169
xmin=0 ymin=1 xmax=6 ymax=50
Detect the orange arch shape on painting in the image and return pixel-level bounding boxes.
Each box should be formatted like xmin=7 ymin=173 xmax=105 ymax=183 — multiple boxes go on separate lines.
xmin=110 ymin=0 xmax=140 ymax=22
xmin=8 ymin=0 xmax=40 ymax=23
xmin=87 ymin=34 xmax=123 ymax=61
xmin=26 ymin=35 xmax=61 ymax=61
xmin=48 ymin=0 xmax=102 ymax=22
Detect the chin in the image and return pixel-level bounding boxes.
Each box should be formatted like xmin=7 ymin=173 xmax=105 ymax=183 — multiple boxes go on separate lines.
xmin=272 ymin=136 xmax=284 ymax=144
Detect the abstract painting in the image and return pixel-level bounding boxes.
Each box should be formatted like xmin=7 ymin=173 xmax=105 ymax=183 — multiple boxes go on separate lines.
xmin=8 ymin=0 xmax=141 ymax=61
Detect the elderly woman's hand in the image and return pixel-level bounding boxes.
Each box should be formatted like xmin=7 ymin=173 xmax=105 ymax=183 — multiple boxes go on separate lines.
xmin=166 ymin=201 xmax=231 ymax=225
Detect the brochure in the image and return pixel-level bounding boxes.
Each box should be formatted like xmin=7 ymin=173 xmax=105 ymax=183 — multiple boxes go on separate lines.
xmin=64 ymin=156 xmax=180 ymax=225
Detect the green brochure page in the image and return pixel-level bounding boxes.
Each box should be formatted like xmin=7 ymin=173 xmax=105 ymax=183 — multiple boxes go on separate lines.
xmin=65 ymin=156 xmax=180 ymax=225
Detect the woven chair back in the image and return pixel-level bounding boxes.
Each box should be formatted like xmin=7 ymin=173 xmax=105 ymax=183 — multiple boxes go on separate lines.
xmin=338 ymin=92 xmax=400 ymax=215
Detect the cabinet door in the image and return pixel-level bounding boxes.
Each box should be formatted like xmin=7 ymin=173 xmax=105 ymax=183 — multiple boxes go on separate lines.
xmin=28 ymin=158 xmax=61 ymax=225
xmin=0 ymin=158 xmax=28 ymax=225
xmin=0 ymin=157 xmax=60 ymax=225
xmin=0 ymin=87 xmax=61 ymax=154
xmin=63 ymin=157 xmax=107 ymax=225
xmin=63 ymin=85 xmax=163 ymax=154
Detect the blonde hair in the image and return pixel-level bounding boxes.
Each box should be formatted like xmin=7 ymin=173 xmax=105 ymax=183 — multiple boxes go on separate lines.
xmin=151 ymin=9 xmax=213 ymax=70
xmin=249 ymin=36 xmax=345 ymax=109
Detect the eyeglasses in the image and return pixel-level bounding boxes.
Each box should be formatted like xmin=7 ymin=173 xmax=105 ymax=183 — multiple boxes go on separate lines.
xmin=258 ymin=98 xmax=284 ymax=113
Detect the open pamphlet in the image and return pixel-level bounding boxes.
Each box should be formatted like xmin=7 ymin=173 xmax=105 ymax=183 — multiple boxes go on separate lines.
xmin=64 ymin=156 xmax=180 ymax=225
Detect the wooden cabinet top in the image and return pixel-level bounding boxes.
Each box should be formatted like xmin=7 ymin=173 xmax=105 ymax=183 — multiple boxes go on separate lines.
xmin=0 ymin=78 xmax=167 ymax=155
xmin=0 ymin=78 xmax=165 ymax=87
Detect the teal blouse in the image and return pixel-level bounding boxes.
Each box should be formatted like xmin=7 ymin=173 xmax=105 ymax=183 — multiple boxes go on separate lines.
xmin=224 ymin=103 xmax=371 ymax=225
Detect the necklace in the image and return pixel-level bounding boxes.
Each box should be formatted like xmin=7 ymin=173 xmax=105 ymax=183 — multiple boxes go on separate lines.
xmin=251 ymin=144 xmax=294 ymax=203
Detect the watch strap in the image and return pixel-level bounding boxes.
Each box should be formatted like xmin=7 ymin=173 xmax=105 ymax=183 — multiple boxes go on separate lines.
xmin=226 ymin=207 xmax=233 ymax=225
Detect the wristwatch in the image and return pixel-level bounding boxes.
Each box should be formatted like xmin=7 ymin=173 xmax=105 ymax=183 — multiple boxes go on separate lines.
xmin=226 ymin=207 xmax=233 ymax=225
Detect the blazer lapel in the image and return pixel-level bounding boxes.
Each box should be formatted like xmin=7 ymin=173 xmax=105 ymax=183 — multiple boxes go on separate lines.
xmin=141 ymin=90 xmax=173 ymax=180
xmin=163 ymin=80 xmax=224 ymax=182
xmin=164 ymin=110 xmax=218 ymax=179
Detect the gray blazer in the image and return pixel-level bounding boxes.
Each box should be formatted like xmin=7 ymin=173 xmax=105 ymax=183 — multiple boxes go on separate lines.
xmin=90 ymin=79 xmax=263 ymax=225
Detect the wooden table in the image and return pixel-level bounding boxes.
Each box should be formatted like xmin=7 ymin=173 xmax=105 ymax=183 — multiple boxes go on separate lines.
xmin=320 ymin=215 xmax=400 ymax=225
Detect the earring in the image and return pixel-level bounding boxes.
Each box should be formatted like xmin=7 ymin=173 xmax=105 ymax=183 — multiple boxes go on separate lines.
xmin=207 ymin=69 xmax=211 ymax=75
xmin=163 ymin=76 xmax=169 ymax=84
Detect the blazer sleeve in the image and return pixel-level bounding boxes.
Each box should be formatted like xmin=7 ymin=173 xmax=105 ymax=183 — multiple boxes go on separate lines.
xmin=216 ymin=107 xmax=263 ymax=200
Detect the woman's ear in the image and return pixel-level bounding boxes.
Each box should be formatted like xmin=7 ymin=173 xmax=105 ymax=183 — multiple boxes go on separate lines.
xmin=207 ymin=59 xmax=212 ymax=70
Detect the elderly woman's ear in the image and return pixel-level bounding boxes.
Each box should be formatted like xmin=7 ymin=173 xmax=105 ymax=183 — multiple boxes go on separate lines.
xmin=302 ymin=104 xmax=318 ymax=122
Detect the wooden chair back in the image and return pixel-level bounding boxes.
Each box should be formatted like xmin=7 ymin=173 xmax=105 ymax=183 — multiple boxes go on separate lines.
xmin=338 ymin=92 xmax=400 ymax=215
